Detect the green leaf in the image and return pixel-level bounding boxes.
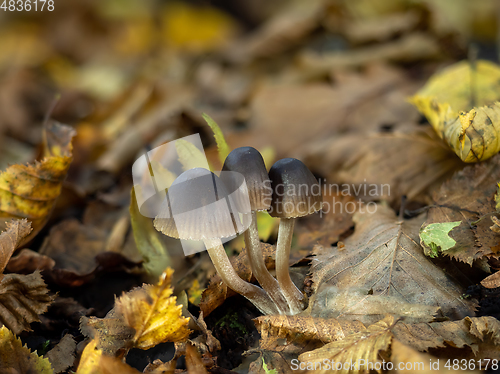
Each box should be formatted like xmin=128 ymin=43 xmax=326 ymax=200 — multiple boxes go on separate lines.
xmin=202 ymin=113 xmax=230 ymax=164
xmin=262 ymin=357 xmax=277 ymax=374
xmin=419 ymin=221 xmax=461 ymax=258
xmin=130 ymin=187 xmax=171 ymax=277
xmin=175 ymin=139 xmax=209 ymax=171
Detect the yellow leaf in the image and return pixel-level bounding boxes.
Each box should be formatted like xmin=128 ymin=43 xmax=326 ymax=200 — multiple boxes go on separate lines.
xmin=162 ymin=2 xmax=236 ymax=52
xmin=298 ymin=316 xmax=395 ymax=374
xmin=202 ymin=113 xmax=230 ymax=165
xmin=0 ymin=121 xmax=75 ymax=244
xmin=187 ymin=279 xmax=203 ymax=305
xmin=410 ymin=60 xmax=500 ymax=162
xmin=115 ymin=268 xmax=190 ymax=349
xmin=0 ymin=271 xmax=55 ymax=334
xmin=130 ymin=188 xmax=172 ymax=278
xmin=77 ymin=340 xmax=142 ymax=374
xmin=0 ymin=219 xmax=32 ymax=279
xmin=0 ymin=326 xmax=53 ymax=374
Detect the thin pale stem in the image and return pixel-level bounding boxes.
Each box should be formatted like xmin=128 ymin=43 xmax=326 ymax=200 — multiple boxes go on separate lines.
xmin=276 ymin=218 xmax=305 ymax=315
xmin=204 ymin=238 xmax=279 ymax=315
xmin=244 ymin=211 xmax=290 ymax=315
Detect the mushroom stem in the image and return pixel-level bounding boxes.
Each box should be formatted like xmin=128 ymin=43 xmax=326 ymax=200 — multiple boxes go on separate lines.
xmin=204 ymin=237 xmax=280 ymax=315
xmin=275 ymin=218 xmax=306 ymax=314
xmin=244 ymin=211 xmax=290 ymax=315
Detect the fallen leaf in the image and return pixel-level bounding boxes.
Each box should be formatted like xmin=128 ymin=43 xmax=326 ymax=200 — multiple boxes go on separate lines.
xmin=6 ymin=248 xmax=55 ymax=274
xmin=46 ymin=334 xmax=77 ymax=374
xmin=423 ymin=153 xmax=500 ymax=264
xmin=80 ymin=314 xmax=135 ymax=357
xmin=115 ymin=268 xmax=191 ymax=349
xmin=0 ymin=121 xmax=75 ymax=245
xmin=411 ymin=60 xmax=500 ymax=162
xmin=390 ymin=338 xmax=480 ymax=374
xmin=392 ymin=316 xmax=500 ymax=357
xmin=0 ymin=219 xmax=32 ymax=280
xmin=39 ymin=218 xmax=140 ymax=286
xmin=298 ymin=315 xmax=395 ymax=374
xmin=185 ymin=343 xmax=209 ymax=374
xmin=303 ymin=127 xmax=464 ymax=204
xmin=309 ymin=204 xmax=476 ymax=324
xmin=481 ymin=271 xmax=500 ymax=289
xmin=419 ymin=221 xmax=462 ymax=258
xmin=0 ymin=325 xmax=53 ymax=374
xmin=0 ymin=271 xmax=55 ymax=334
xmin=76 ymin=340 xmax=142 ymax=374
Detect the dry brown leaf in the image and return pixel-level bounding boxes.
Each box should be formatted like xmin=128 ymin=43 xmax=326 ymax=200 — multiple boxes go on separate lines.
xmin=392 ymin=316 xmax=500 ymax=357
xmin=225 ymin=0 xmax=323 ymax=63
xmin=309 ymin=204 xmax=476 ymax=324
xmin=115 ymin=268 xmax=191 ymax=350
xmin=298 ymin=315 xmax=395 ymax=374
xmin=0 ymin=121 xmax=75 ymax=245
xmin=39 ymin=219 xmax=140 ymax=286
xmin=0 ymin=325 xmax=53 ymax=374
xmin=0 ymin=271 xmax=55 ymax=334
xmin=200 ymin=243 xmax=276 ymax=317
xmin=423 ymin=153 xmax=500 ymax=264
xmin=185 ymin=343 xmax=209 ymax=374
xmin=46 ymin=333 xmax=77 ymax=373
xmin=481 ymin=271 xmax=500 ymax=289
xmin=6 ymin=248 xmax=55 ymax=274
xmin=390 ymin=339 xmax=480 ymax=374
xmin=304 ymin=128 xmax=464 ymax=204
xmin=80 ymin=314 xmax=135 ymax=357
xmin=0 ymin=219 xmax=32 ymax=280
xmin=143 ymin=359 xmax=176 ymax=373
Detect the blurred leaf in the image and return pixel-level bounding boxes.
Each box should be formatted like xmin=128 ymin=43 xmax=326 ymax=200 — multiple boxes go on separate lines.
xmin=419 ymin=221 xmax=461 ymax=258
xmin=0 ymin=121 xmax=75 ymax=245
xmin=130 ymin=188 xmax=171 ymax=277
xmin=162 ymin=2 xmax=236 ymax=52
xmin=411 ymin=60 xmax=500 ymax=162
xmin=256 ymin=211 xmax=278 ymax=242
xmin=262 ymin=358 xmax=277 ymax=374
xmin=0 ymin=271 xmax=55 ymax=334
xmin=187 ymin=279 xmax=203 ymax=306
xmin=115 ymin=268 xmax=190 ymax=349
xmin=0 ymin=326 xmax=53 ymax=374
xmin=0 ymin=219 xmax=31 ymax=280
xmin=45 ymin=334 xmax=76 ymax=374
xmin=202 ymin=113 xmax=230 ymax=165
xmin=496 ymin=183 xmax=500 ymax=212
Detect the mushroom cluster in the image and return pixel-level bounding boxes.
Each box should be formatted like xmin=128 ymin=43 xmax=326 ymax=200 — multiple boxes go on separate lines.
xmin=154 ymin=147 xmax=322 ymax=315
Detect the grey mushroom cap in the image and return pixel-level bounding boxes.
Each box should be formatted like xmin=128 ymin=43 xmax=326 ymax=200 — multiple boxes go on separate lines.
xmin=221 ymin=147 xmax=271 ymax=211
xmin=268 ymin=158 xmax=323 ymax=218
xmin=154 ymin=168 xmax=250 ymax=240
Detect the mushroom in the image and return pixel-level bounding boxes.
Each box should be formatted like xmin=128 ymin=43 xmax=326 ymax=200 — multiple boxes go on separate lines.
xmin=268 ymin=158 xmax=323 ymax=314
xmin=154 ymin=167 xmax=279 ymax=315
xmin=221 ymin=147 xmax=290 ymax=315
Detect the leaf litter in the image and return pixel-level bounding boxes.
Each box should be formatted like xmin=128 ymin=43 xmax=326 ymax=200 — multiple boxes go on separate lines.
xmin=1 ymin=0 xmax=500 ymax=373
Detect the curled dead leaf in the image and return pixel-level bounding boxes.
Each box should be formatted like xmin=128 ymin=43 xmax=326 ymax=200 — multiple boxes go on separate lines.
xmin=0 ymin=271 xmax=55 ymax=334
xmin=0 ymin=325 xmax=53 ymax=374
xmin=0 ymin=219 xmax=32 ymax=280
xmin=0 ymin=121 xmax=75 ymax=245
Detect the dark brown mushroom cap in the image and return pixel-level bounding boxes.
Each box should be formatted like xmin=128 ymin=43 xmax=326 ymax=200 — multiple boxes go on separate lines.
xmin=154 ymin=168 xmax=250 ymax=240
xmin=221 ymin=147 xmax=271 ymax=211
xmin=268 ymin=158 xmax=323 ymax=218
